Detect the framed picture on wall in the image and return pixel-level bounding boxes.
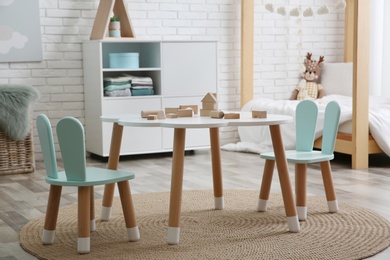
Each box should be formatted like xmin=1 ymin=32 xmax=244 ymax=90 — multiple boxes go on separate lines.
xmin=0 ymin=0 xmax=42 ymax=62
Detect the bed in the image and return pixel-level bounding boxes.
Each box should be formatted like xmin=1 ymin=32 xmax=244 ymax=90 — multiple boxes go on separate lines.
xmin=238 ymin=0 xmax=378 ymax=169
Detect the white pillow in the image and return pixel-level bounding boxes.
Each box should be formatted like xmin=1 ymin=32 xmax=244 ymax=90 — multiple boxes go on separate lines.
xmin=320 ymin=62 xmax=353 ymax=96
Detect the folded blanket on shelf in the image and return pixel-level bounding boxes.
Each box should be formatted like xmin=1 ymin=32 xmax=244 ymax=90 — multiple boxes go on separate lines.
xmin=104 ymin=83 xmax=131 ymax=91
xmin=104 ymin=88 xmax=132 ymax=97
xmin=131 ymin=88 xmax=154 ymax=96
xmin=123 ymin=74 xmax=153 ymax=84
xmin=131 ymin=85 xmax=153 ymax=89
xmin=131 ymin=83 xmax=153 ymax=87
xmin=104 ymin=76 xmax=132 ymax=83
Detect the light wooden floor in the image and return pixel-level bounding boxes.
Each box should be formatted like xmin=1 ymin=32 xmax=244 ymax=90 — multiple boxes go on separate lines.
xmin=1 ymin=150 xmax=390 ymax=259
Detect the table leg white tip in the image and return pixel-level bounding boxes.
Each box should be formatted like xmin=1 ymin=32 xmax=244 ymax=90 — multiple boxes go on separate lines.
xmin=77 ymin=237 xmax=90 ymax=254
xmin=257 ymin=199 xmax=268 ymax=212
xmin=90 ymin=219 xmax=96 ymax=232
xmin=100 ymin=206 xmax=112 ymax=221
xmin=296 ymin=206 xmax=307 ymax=221
xmin=42 ymin=229 xmax=55 ymax=244
xmin=167 ymin=227 xmax=180 ymax=245
xmin=214 ymin=196 xmax=224 ymax=210
xmin=287 ymin=216 xmax=300 ymax=233
xmin=328 ymin=200 xmax=339 ymax=213
xmin=127 ymin=226 xmax=140 ymax=241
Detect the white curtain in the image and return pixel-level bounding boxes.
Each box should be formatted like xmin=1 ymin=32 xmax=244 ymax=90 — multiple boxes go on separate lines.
xmin=370 ymin=0 xmax=390 ymax=97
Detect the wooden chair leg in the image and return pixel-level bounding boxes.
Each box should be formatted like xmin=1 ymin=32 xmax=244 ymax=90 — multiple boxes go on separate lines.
xmin=295 ymin=164 xmax=307 ymax=221
xmin=117 ymin=180 xmax=140 ymax=242
xmin=90 ymin=187 xmax=95 ymax=231
xmin=78 ymin=187 xmax=91 ymax=254
xmin=42 ymin=185 xmax=62 ymax=244
xmin=258 ymin=159 xmax=275 ymax=212
xmin=320 ymin=161 xmax=339 ymax=213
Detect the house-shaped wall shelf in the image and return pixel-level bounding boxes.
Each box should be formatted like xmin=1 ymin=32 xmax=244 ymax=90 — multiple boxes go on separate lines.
xmin=90 ymin=0 xmax=135 ymax=40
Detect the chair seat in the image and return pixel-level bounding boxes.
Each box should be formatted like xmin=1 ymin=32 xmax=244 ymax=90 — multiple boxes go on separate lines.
xmin=261 ymin=150 xmax=334 ymax=164
xmin=46 ymin=167 xmax=135 ymax=186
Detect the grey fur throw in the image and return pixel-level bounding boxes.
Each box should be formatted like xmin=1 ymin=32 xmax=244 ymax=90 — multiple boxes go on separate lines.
xmin=0 ymin=84 xmax=39 ymax=140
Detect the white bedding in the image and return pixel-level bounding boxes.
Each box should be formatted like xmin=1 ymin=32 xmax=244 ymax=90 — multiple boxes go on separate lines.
xmin=221 ymin=95 xmax=390 ymax=157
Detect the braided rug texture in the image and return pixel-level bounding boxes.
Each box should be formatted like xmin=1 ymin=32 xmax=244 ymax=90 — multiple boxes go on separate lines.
xmin=20 ymin=189 xmax=390 ymax=259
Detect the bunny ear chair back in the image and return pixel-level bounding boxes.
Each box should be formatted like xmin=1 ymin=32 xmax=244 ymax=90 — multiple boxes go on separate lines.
xmin=259 ymin=100 xmax=341 ymax=221
xmin=36 ymin=114 xmax=140 ymax=254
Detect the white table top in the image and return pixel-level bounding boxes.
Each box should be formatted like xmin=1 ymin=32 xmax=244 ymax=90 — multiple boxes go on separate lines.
xmin=101 ymin=112 xmax=292 ymax=128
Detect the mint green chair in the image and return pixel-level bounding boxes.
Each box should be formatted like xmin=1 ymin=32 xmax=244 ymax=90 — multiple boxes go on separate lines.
xmin=258 ymin=100 xmax=341 ymax=221
xmin=36 ymin=114 xmax=140 ymax=254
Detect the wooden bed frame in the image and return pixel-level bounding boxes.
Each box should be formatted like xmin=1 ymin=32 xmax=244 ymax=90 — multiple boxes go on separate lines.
xmin=240 ymin=0 xmax=381 ymax=169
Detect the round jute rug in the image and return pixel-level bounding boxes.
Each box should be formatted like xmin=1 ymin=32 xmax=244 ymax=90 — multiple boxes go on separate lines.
xmin=20 ymin=189 xmax=390 ymax=260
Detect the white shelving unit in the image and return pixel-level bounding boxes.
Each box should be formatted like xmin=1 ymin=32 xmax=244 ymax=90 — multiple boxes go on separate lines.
xmin=83 ymin=40 xmax=218 ymax=157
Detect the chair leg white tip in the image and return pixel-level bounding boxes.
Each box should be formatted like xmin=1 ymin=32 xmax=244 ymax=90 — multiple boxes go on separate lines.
xmin=257 ymin=199 xmax=268 ymax=212
xmin=296 ymin=206 xmax=307 ymax=221
xmin=42 ymin=229 xmax=55 ymax=244
xmin=127 ymin=226 xmax=140 ymax=241
xmin=100 ymin=206 xmax=112 ymax=221
xmin=167 ymin=227 xmax=180 ymax=245
xmin=90 ymin=219 xmax=96 ymax=232
xmin=77 ymin=237 xmax=90 ymax=254
xmin=287 ymin=216 xmax=300 ymax=233
xmin=327 ymin=200 xmax=339 ymax=213
xmin=214 ymin=196 xmax=224 ymax=210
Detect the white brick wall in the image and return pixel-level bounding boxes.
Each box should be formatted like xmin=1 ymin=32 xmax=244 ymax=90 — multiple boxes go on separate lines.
xmin=0 ymin=0 xmax=345 ymax=160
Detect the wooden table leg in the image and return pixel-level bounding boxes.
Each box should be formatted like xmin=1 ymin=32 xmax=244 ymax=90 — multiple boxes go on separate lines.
xmin=269 ymin=125 xmax=300 ymax=232
xmin=258 ymin=159 xmax=275 ymax=211
xmin=209 ymin=127 xmax=224 ymax=210
xmin=167 ymin=128 xmax=186 ymax=245
xmin=101 ymin=122 xmax=124 ymax=221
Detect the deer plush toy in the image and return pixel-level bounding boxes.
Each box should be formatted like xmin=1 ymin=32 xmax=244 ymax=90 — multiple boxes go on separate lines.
xmin=290 ymin=53 xmax=325 ymax=100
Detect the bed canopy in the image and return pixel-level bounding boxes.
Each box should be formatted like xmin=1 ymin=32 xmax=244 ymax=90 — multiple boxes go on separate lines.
xmin=240 ymin=0 xmax=377 ymax=169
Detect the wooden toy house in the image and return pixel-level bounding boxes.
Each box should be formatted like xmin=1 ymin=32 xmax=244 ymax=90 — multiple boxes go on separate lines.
xmin=200 ymin=92 xmax=218 ymax=116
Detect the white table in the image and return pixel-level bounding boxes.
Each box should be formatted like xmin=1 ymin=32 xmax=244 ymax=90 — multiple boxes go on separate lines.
xmin=101 ymin=113 xmax=300 ymax=244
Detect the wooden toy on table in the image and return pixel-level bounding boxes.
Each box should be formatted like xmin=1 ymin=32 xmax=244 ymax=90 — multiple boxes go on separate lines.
xmin=177 ymin=108 xmax=193 ymax=117
xmin=141 ymin=110 xmax=165 ymax=119
xmin=200 ymin=92 xmax=218 ymax=116
xmin=210 ymin=110 xmax=224 ymax=119
xmin=166 ymin=113 xmax=178 ymax=118
xmin=224 ymin=113 xmax=240 ymax=119
xmin=252 ymin=110 xmax=267 ymax=118
xmin=179 ymin=105 xmax=198 ymax=115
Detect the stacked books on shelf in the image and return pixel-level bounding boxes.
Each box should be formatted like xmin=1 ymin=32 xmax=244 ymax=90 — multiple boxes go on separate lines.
xmin=103 ymin=75 xmax=154 ymax=97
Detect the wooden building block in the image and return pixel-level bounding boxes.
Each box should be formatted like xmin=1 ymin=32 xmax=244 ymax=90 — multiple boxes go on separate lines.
xmin=178 ymin=109 xmax=193 ymax=117
xmin=147 ymin=115 xmax=157 ymax=120
xmin=200 ymin=109 xmax=213 ymax=117
xmin=166 ymin=113 xmax=178 ymax=118
xmin=179 ymin=105 xmax=198 ymax=114
xmin=210 ymin=110 xmax=224 ymax=119
xmin=165 ymin=107 xmax=178 ymax=114
xmin=141 ymin=110 xmax=165 ymax=119
xmin=224 ymin=113 xmax=240 ymax=119
xmin=252 ymin=110 xmax=267 ymax=118
xmin=202 ymin=102 xmax=218 ymax=110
